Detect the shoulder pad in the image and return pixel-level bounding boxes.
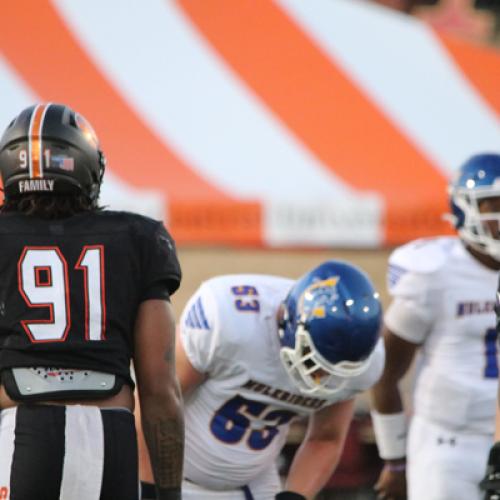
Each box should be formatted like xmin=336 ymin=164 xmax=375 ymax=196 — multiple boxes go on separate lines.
xmin=388 ymin=237 xmax=456 ymax=290
xmin=100 ymin=209 xmax=159 ymax=224
xmin=389 ymin=237 xmax=456 ymax=275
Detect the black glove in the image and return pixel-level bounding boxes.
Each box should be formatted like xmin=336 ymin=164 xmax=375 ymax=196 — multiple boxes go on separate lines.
xmin=480 ymin=442 xmax=500 ymax=500
xmin=275 ymin=492 xmax=306 ymax=500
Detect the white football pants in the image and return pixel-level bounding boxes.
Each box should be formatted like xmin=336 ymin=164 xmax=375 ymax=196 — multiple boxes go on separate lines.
xmin=408 ymin=414 xmax=492 ymax=500
xmin=182 ymin=463 xmax=281 ymax=500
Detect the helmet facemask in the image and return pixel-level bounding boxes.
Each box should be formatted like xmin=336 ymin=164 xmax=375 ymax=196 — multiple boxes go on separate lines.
xmin=451 ymin=185 xmax=500 ymax=260
xmin=279 ymin=320 xmax=373 ymax=398
xmin=278 ymin=261 xmax=381 ymax=399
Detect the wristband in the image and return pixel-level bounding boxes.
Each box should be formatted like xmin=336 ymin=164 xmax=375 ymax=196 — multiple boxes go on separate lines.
xmin=385 ymin=462 xmax=406 ymax=472
xmin=275 ymin=492 xmax=306 ymax=500
xmin=371 ymin=410 xmax=407 ymax=459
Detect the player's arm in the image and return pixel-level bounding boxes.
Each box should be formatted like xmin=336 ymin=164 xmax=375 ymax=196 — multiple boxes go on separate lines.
xmin=134 ymin=299 xmax=184 ymax=500
xmin=495 ymin=397 xmax=500 ymax=442
xmin=134 ymin=389 xmax=154 ymax=487
xmin=137 ymin=322 xmax=207 ymax=491
xmin=278 ymin=398 xmax=355 ymax=500
xmin=369 ymin=325 xmax=419 ymax=500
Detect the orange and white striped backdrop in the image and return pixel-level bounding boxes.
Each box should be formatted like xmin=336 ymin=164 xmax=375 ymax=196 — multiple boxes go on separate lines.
xmin=1 ymin=0 xmax=499 ymax=247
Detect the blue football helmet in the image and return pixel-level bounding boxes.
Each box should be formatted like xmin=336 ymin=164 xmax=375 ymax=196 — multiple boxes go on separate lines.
xmin=278 ymin=260 xmax=382 ymax=398
xmin=449 ymin=153 xmax=500 ymax=260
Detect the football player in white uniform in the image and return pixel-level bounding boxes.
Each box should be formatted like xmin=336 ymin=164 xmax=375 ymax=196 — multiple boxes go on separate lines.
xmin=371 ymin=153 xmax=500 ymax=500
xmin=138 ymin=260 xmax=384 ymax=499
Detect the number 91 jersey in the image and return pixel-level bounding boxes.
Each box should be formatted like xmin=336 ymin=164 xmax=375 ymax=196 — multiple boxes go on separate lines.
xmin=180 ymin=274 xmax=384 ymax=490
xmin=0 ymin=210 xmax=181 ymax=388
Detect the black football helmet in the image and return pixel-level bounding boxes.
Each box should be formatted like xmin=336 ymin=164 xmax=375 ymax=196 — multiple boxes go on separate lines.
xmin=0 ymin=103 xmax=106 ymax=201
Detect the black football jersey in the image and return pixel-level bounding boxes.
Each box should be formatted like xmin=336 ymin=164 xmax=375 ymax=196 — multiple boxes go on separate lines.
xmin=0 ymin=210 xmax=181 ymax=386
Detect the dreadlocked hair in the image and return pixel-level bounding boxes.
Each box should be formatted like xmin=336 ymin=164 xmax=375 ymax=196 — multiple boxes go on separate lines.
xmin=0 ymin=193 xmax=102 ymax=219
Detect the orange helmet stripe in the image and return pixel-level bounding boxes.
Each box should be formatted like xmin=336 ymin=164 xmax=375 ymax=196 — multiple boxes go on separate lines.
xmin=28 ymin=103 xmax=50 ymax=178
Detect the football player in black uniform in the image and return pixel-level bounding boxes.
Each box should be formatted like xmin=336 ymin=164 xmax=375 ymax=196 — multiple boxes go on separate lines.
xmin=0 ymin=103 xmax=183 ymax=500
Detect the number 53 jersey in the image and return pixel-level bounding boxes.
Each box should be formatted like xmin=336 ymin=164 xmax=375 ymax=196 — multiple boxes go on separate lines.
xmin=0 ymin=210 xmax=181 ymax=388
xmin=180 ymin=274 xmax=384 ymax=490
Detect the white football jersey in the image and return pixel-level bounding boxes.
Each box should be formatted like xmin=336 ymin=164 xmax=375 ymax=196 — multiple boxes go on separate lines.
xmin=180 ymin=274 xmax=384 ymax=490
xmin=385 ymin=236 xmax=499 ymax=433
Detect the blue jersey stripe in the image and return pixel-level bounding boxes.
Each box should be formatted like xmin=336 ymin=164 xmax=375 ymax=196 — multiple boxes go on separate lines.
xmin=184 ymin=297 xmax=210 ymax=330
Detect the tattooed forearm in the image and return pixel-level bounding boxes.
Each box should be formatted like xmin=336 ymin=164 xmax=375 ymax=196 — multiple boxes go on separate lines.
xmin=142 ymin=415 xmax=184 ymax=489
xmin=164 ymin=347 xmax=175 ymax=363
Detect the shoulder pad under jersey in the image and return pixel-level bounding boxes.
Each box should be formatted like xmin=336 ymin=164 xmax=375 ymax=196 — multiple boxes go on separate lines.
xmin=389 ymin=236 xmax=457 ymax=275
xmin=387 ymin=237 xmax=458 ymax=291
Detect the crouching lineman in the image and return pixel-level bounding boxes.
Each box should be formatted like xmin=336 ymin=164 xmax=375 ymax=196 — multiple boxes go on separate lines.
xmin=137 ymin=260 xmax=385 ymax=499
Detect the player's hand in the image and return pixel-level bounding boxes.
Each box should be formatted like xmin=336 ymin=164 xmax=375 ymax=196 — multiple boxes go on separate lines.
xmin=480 ymin=442 xmax=500 ymax=500
xmin=482 ymin=489 xmax=500 ymax=500
xmin=374 ymin=462 xmax=407 ymax=500
xmin=481 ymin=475 xmax=500 ymax=500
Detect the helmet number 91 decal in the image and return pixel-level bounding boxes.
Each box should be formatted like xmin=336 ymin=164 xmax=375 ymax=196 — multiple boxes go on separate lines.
xmin=18 ymin=148 xmax=52 ymax=171
xmin=18 ymin=148 xmax=75 ymax=173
